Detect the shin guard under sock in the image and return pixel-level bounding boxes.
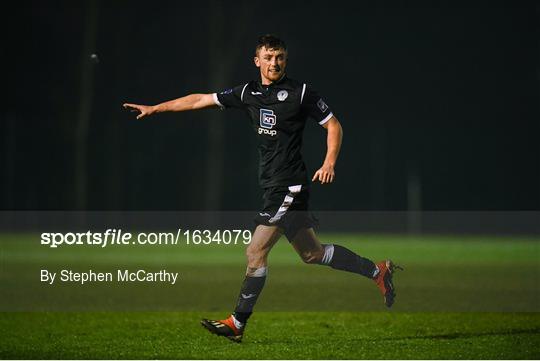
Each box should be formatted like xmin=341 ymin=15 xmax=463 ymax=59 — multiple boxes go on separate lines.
xmin=322 ymin=244 xmax=378 ymax=279
xmin=233 ymin=267 xmax=267 ymax=324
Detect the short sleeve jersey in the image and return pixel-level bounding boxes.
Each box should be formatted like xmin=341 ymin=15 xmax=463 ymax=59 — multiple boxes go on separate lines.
xmin=214 ymin=76 xmax=333 ymax=189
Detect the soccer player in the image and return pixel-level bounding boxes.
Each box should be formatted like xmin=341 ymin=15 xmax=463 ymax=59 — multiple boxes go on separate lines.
xmin=124 ymin=34 xmax=401 ymax=343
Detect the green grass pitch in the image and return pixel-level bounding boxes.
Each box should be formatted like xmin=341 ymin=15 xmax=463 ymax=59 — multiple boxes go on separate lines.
xmin=1 ymin=233 xmax=539 ymax=359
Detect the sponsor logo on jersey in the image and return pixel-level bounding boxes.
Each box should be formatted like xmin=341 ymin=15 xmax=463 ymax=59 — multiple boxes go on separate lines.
xmin=258 ymin=128 xmax=277 ymax=136
xmin=260 ymin=109 xmax=276 ymax=129
xmin=277 ymin=90 xmax=288 ymax=101
xmin=251 ymin=91 xmax=263 ymax=95
xmin=220 ymin=88 xmax=233 ymax=95
xmin=317 ymin=98 xmax=328 ymax=112
xmin=258 ymin=109 xmax=277 ymax=136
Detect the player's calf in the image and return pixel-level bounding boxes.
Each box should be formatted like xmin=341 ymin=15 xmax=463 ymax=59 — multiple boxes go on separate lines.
xmin=314 ymin=244 xmax=403 ymax=308
xmin=319 ymin=244 xmax=379 ymax=278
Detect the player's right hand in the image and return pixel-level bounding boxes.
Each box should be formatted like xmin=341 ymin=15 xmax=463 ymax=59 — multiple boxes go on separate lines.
xmin=123 ymin=103 xmax=155 ymax=119
xmin=312 ymin=163 xmax=335 ymax=185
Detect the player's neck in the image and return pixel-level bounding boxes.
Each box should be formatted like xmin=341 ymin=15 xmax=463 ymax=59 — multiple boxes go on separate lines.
xmin=260 ymin=73 xmax=286 ymax=86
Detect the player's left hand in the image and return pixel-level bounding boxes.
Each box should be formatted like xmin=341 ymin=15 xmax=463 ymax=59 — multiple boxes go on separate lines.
xmin=312 ymin=164 xmax=335 ymax=184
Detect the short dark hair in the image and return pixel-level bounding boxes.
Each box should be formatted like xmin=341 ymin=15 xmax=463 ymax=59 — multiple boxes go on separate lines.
xmin=255 ymin=34 xmax=287 ymax=56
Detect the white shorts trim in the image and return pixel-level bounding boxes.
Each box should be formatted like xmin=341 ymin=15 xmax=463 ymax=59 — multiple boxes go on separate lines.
xmin=269 ymin=184 xmax=303 ymax=224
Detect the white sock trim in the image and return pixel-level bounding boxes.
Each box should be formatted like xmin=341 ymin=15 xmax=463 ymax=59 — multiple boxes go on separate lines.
xmin=249 ymin=266 xmax=267 ymax=277
xmin=321 ymin=244 xmax=335 ymax=265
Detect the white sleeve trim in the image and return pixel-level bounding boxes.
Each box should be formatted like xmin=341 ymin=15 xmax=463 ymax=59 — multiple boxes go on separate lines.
xmin=319 ymin=112 xmax=333 ymax=126
xmin=240 ymin=83 xmax=249 ymax=102
xmin=300 ymin=83 xmax=307 ymax=104
xmin=212 ymin=93 xmax=224 ymax=108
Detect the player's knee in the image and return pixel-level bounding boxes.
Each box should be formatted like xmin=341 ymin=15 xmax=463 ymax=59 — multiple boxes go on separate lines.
xmin=300 ymin=249 xmax=324 ymax=264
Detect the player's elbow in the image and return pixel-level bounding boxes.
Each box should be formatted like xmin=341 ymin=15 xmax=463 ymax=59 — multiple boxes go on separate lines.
xmin=189 ymin=94 xmax=203 ymax=110
xmin=188 ymin=94 xmax=213 ymax=110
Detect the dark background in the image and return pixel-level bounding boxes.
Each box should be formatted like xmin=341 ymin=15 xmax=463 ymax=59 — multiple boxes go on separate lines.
xmin=4 ymin=0 xmax=539 ymax=211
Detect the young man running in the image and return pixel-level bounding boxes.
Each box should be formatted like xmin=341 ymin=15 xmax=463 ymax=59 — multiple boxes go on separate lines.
xmin=124 ymin=34 xmax=401 ymax=343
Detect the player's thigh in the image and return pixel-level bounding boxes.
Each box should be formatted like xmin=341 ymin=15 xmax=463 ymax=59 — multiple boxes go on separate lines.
xmin=246 ymin=224 xmax=283 ymax=259
xmin=290 ymin=227 xmax=324 ymax=261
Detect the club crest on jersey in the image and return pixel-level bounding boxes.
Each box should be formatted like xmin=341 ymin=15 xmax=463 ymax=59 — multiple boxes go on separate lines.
xmin=259 ymin=109 xmax=277 ymax=136
xmin=317 ymin=98 xmax=328 ymax=112
xmin=277 ymin=90 xmax=288 ymax=101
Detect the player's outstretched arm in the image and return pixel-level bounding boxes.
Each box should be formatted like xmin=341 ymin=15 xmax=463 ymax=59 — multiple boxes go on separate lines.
xmin=312 ymin=116 xmax=343 ymax=184
xmin=123 ymin=93 xmax=217 ymax=119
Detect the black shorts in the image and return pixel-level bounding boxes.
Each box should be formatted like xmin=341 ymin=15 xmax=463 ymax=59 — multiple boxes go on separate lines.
xmin=253 ymin=184 xmax=318 ymax=241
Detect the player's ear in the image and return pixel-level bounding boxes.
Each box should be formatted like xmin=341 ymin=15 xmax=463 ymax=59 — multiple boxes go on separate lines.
xmin=254 ymin=56 xmax=260 ymax=68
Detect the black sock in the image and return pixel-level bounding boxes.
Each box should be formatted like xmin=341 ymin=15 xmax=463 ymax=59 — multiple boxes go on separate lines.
xmin=233 ymin=274 xmax=266 ymax=324
xmin=327 ymin=244 xmax=377 ymax=279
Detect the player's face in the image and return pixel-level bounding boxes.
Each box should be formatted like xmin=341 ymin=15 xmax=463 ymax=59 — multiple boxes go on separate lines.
xmin=254 ymin=47 xmax=287 ymax=85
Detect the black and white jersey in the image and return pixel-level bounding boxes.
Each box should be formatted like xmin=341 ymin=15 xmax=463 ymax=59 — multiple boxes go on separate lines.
xmin=214 ymin=76 xmax=333 ymax=188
